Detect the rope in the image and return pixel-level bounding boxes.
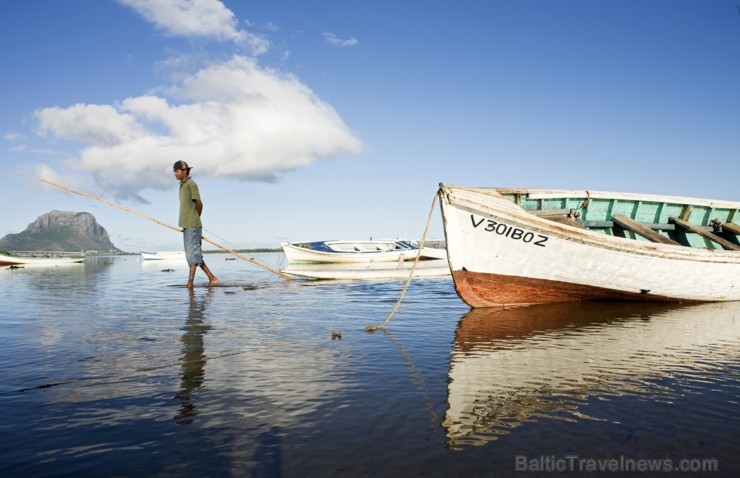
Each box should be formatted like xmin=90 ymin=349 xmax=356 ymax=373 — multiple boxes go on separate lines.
xmin=380 ymin=328 xmax=441 ymax=435
xmin=203 ymin=227 xmax=242 ymax=251
xmin=365 ymin=191 xmax=439 ymax=332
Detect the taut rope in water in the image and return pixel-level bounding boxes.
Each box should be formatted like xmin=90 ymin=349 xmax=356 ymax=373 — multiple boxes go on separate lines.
xmin=40 ymin=179 xmax=292 ymax=281
xmin=365 ymin=191 xmax=439 ymax=332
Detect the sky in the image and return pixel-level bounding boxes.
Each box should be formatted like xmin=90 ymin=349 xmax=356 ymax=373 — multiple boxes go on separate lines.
xmin=1 ymin=0 xmax=739 ymax=252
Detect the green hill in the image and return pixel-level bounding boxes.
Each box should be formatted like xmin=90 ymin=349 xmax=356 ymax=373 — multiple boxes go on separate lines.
xmin=0 ymin=211 xmax=121 ymax=253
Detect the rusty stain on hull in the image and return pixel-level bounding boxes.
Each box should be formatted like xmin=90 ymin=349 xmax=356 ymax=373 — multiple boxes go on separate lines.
xmin=451 ymin=270 xmax=703 ymax=308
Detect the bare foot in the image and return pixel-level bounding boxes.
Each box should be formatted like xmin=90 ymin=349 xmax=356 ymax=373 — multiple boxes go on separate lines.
xmin=208 ymin=277 xmax=219 ymax=286
xmin=186 ymin=282 xmax=194 ymax=289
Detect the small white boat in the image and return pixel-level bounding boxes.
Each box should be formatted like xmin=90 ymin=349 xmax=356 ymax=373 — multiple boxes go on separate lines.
xmin=281 ymin=239 xmax=446 ymax=264
xmin=0 ymin=251 xmax=85 ymax=266
xmin=140 ymin=251 xmax=186 ymax=261
xmin=438 ymin=184 xmax=740 ymax=307
xmin=282 ymin=259 xmax=451 ymax=280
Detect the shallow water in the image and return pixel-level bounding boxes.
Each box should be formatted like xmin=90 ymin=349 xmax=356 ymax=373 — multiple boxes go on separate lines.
xmin=1 ymin=253 xmax=738 ymax=477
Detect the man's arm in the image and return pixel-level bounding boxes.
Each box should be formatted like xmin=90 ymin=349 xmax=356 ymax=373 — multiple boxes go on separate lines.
xmin=194 ymin=199 xmax=203 ymax=216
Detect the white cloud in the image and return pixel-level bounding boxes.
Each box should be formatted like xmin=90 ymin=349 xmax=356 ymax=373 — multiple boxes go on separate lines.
xmin=4 ymin=131 xmax=26 ymax=141
xmin=322 ymin=32 xmax=358 ymax=48
xmin=35 ymin=104 xmax=148 ymax=147
xmin=33 ymin=56 xmax=363 ymax=201
xmin=117 ymin=0 xmax=269 ymax=54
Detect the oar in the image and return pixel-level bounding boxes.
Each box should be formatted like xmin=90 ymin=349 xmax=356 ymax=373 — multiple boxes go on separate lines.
xmin=40 ymin=179 xmax=292 ymax=281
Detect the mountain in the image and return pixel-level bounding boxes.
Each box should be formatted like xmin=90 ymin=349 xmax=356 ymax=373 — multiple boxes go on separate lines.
xmin=0 ymin=211 xmax=122 ymax=253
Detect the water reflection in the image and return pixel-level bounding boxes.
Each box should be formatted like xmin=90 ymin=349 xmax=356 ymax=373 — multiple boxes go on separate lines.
xmin=444 ymin=301 xmax=740 ymax=448
xmin=175 ymin=288 xmax=214 ymax=424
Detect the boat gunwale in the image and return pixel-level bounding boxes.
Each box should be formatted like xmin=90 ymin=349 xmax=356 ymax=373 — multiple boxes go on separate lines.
xmin=282 ymin=239 xmax=417 ymax=251
xmin=441 ymin=185 xmax=740 ymax=263
xmin=462 ymin=186 xmax=740 ymax=210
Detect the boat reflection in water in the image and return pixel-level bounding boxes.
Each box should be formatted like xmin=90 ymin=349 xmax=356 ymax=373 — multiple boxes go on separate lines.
xmin=444 ymin=301 xmax=740 ymax=448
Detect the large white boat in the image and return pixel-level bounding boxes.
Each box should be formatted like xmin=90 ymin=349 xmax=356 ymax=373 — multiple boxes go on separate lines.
xmin=438 ymin=184 xmax=740 ymax=307
xmin=281 ymin=239 xmax=446 ymax=264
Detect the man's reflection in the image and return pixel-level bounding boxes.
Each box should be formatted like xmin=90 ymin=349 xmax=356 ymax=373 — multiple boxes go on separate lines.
xmin=175 ymin=288 xmax=214 ymax=425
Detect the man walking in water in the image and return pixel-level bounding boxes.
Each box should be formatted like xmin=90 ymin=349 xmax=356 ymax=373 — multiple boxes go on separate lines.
xmin=173 ymin=161 xmax=218 ymax=288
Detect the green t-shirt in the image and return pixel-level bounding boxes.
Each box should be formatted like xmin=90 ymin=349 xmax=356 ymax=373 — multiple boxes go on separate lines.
xmin=179 ymin=178 xmax=202 ymax=228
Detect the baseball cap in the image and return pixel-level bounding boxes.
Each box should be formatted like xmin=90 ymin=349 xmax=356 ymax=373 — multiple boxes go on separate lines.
xmin=173 ymin=160 xmax=192 ymax=171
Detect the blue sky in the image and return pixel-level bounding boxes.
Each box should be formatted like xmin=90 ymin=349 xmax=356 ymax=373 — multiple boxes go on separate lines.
xmin=2 ymin=0 xmax=739 ymax=252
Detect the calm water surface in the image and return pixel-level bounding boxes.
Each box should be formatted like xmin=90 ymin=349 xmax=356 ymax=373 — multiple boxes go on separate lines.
xmin=1 ymin=253 xmax=738 ymax=477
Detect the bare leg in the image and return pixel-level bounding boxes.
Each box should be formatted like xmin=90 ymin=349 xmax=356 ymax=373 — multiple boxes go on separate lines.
xmin=187 ymin=265 xmax=197 ymax=288
xmin=200 ymin=261 xmax=218 ymax=286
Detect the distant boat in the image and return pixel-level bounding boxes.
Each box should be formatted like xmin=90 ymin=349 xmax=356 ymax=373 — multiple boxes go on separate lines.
xmin=438 ymin=184 xmax=740 ymax=307
xmin=282 ymin=259 xmax=451 ymax=280
xmin=140 ymin=251 xmax=186 ymax=261
xmin=0 ymin=251 xmax=84 ymax=266
xmin=281 ymin=239 xmax=446 ymax=264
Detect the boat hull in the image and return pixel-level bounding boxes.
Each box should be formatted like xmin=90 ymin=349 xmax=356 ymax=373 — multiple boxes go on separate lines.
xmin=0 ymin=253 xmax=85 ymax=266
xmin=282 ymin=259 xmax=451 ymax=280
xmin=140 ymin=251 xmax=185 ymax=261
xmin=439 ymin=185 xmax=740 ymax=307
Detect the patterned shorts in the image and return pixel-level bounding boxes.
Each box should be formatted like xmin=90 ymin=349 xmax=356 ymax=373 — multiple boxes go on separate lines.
xmin=182 ymin=227 xmax=203 ymax=267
